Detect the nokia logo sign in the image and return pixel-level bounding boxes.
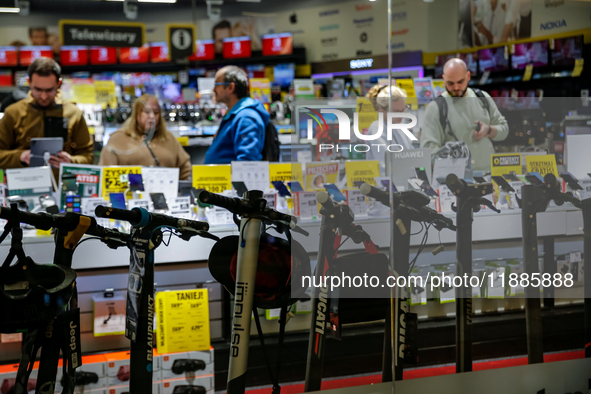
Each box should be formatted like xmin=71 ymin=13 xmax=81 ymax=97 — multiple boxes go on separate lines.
xmin=540 ymin=20 xmax=566 ymax=30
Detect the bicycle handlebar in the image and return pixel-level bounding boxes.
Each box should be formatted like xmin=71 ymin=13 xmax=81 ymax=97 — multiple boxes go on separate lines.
xmin=95 ymin=206 xmax=209 ymax=232
xmin=198 ymin=191 xmax=243 ymax=215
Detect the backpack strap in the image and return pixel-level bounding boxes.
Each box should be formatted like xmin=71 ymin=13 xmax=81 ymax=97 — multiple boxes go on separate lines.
xmin=435 ymin=96 xmax=459 ymax=142
xmin=472 ymin=88 xmax=490 ymax=114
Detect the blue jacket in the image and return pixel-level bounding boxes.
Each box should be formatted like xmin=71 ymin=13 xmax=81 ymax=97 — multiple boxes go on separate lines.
xmin=204 ymin=97 xmax=269 ymax=164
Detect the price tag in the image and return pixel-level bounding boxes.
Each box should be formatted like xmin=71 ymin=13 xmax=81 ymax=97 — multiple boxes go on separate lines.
xmin=523 ymin=64 xmax=534 ymax=82
xmin=293 ymin=191 xmax=318 ymax=219
xmin=297 ymin=150 xmax=312 ymax=163
xmin=344 ymin=189 xmax=368 ymax=217
xmin=410 ymin=276 xmax=427 ymax=305
xmin=578 ymin=178 xmax=591 ymax=200
xmin=508 ymin=181 xmax=524 ymax=209
xmin=263 ymin=192 xmax=277 ymax=210
xmin=435 ymin=184 xmax=455 ymax=213
xmin=487 ymin=267 xmax=505 ymax=299
xmin=128 ymin=199 xmax=150 ymax=210
xmin=168 ymin=196 xmax=192 ymax=219
xmin=572 ymin=58 xmax=584 ymax=78
xmin=205 ymin=206 xmax=234 ymax=226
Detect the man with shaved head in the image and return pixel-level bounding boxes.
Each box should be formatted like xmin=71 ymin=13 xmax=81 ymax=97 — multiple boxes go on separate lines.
xmin=420 ymin=58 xmax=508 ymax=171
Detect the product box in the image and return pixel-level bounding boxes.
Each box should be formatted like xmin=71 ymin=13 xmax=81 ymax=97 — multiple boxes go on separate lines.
xmin=0 ymin=362 xmax=39 ymax=394
xmin=160 ymin=375 xmax=214 ymax=394
xmin=160 ymin=348 xmax=214 ymax=381
xmin=56 ymin=354 xmax=107 ymax=394
xmin=105 ymin=350 xmax=162 ymax=387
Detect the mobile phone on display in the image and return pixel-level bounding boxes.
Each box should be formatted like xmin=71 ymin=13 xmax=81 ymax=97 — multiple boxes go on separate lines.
xmin=414 ymin=167 xmax=430 ymax=183
xmin=436 ymin=177 xmax=447 ymax=185
xmin=525 ymin=174 xmax=543 ymax=185
xmin=324 ymin=183 xmax=347 ymax=202
xmin=272 ymin=181 xmax=291 ymax=197
xmin=492 ymin=176 xmax=516 ymax=192
xmin=232 ymin=181 xmax=248 ymax=198
xmin=380 ymin=179 xmax=398 ymax=192
xmin=420 ymin=182 xmax=439 ymax=197
xmin=150 ymin=193 xmax=169 ymax=210
xmin=62 ymin=174 xmax=78 ymax=193
xmin=474 ymin=176 xmax=487 ymax=184
xmin=109 ymin=193 xmax=127 ymax=210
xmin=502 ymin=173 xmax=520 ymax=182
xmin=560 ymin=172 xmax=583 ymax=190
xmin=529 ymin=172 xmax=545 ymax=183
xmin=287 ymin=181 xmax=304 ymax=193
xmin=128 ymin=174 xmax=145 ymax=192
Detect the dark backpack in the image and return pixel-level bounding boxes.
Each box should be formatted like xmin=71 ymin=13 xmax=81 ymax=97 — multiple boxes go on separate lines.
xmin=435 ymin=88 xmax=490 ymax=141
xmin=262 ymin=121 xmax=280 ymax=162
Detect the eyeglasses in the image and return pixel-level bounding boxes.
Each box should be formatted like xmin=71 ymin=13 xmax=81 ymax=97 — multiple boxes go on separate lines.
xmin=214 ymin=82 xmax=230 ymax=86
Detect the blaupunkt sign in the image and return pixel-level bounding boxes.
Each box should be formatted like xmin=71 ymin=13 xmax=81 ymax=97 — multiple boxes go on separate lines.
xmin=60 ymin=20 xmax=145 ymax=47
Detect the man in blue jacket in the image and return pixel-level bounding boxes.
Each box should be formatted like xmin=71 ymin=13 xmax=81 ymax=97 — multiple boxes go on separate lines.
xmin=204 ymin=66 xmax=269 ymax=164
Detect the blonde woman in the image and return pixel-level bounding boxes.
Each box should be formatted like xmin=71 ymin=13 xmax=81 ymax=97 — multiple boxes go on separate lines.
xmin=99 ymin=94 xmax=191 ymax=180
xmin=365 ymin=84 xmax=416 ymax=174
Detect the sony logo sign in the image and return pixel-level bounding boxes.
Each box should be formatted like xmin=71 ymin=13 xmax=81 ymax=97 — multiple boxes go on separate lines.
xmin=350 ymin=58 xmax=373 ymax=69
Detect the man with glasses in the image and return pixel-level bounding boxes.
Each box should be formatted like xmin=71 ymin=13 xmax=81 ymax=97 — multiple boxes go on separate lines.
xmin=204 ymin=65 xmax=269 ymax=164
xmin=0 ymin=57 xmax=93 ymax=169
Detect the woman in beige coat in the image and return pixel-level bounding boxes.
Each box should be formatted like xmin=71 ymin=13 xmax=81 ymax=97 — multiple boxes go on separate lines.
xmin=99 ymin=94 xmax=192 ymax=180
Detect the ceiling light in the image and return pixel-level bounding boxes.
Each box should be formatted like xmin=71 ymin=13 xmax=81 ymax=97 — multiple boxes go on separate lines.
xmin=0 ymin=6 xmax=20 ymax=12
xmin=138 ymin=0 xmax=177 ymax=2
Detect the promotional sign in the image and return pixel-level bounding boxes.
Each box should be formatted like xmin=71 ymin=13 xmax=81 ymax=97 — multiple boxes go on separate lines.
xmin=0 ymin=46 xmax=18 ymax=66
xmin=525 ymin=154 xmax=558 ymax=177
xmin=90 ymin=46 xmax=117 ymax=65
xmin=101 ymin=166 xmax=142 ymax=198
xmin=269 ymin=163 xmax=292 ymax=187
xmin=231 ymin=161 xmax=270 ymax=192
xmin=58 ymin=164 xmax=102 ymax=211
xmin=94 ymin=80 xmax=117 ymax=109
xmin=396 ymin=79 xmax=417 ymax=105
xmin=355 ymin=97 xmax=379 ymax=133
xmin=191 ymin=39 xmax=215 ymax=61
xmin=413 ymin=77 xmax=434 ymax=105
xmin=19 ymin=46 xmax=53 ymax=66
xmin=60 ymin=46 xmax=89 ymax=66
xmin=167 ymin=24 xmax=196 ymax=61
xmin=305 ymin=162 xmax=339 ymax=191
xmin=294 ymin=79 xmax=315 ymax=98
xmin=491 ymin=154 xmax=522 ymax=177
xmin=262 ymin=32 xmax=293 ymax=56
xmin=59 ymin=19 xmax=145 ymax=47
xmin=71 ymin=79 xmax=96 ymax=104
xmin=150 ymin=42 xmax=169 ymax=63
xmin=345 ymin=160 xmax=379 ymax=188
xmin=156 ymin=289 xmax=210 ymax=353
xmin=432 ymin=80 xmax=445 ymax=97
xmin=223 ymin=36 xmax=251 ymax=59
xmin=250 ymin=78 xmax=271 ymax=108
xmin=120 ymin=46 xmax=149 ymax=64
xmin=192 ymin=165 xmax=232 ymax=193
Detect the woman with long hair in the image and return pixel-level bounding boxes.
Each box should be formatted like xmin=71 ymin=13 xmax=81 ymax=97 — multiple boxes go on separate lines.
xmin=99 ymin=94 xmax=191 ymax=180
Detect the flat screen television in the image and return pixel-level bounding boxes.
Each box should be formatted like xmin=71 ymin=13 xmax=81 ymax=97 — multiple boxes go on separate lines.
xmin=262 ymin=32 xmax=293 ymax=56
xmin=459 ymin=52 xmax=478 ymax=74
xmin=511 ymin=40 xmax=548 ymax=69
xmin=478 ymin=46 xmax=509 ymax=73
xmin=551 ymin=35 xmax=583 ymax=66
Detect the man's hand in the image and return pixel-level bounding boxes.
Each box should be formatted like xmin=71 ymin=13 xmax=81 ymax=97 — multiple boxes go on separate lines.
xmin=20 ymin=150 xmax=31 ymax=165
xmin=473 ymin=121 xmax=496 ymax=141
xmin=48 ymin=151 xmax=72 ymax=168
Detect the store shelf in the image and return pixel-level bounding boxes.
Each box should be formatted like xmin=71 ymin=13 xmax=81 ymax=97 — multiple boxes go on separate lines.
xmin=3 ymin=205 xmax=584 ymax=270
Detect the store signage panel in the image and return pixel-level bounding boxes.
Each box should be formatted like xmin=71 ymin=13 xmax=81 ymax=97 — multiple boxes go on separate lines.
xmin=262 ymin=33 xmax=293 ymax=56
xmin=19 ymin=46 xmax=53 ymax=66
xmin=190 ymin=39 xmax=215 ymax=61
xmin=222 ymin=36 xmax=251 ymax=59
xmin=151 ymin=42 xmax=169 ymax=63
xmin=311 ymin=51 xmax=422 ymax=75
xmin=59 ymin=20 xmax=145 ymax=48
xmin=60 ymin=46 xmax=89 ymax=66
xmin=0 ymin=46 xmax=18 ymax=66
xmin=120 ymin=46 xmax=149 ymax=64
xmin=90 ymin=46 xmax=117 ymax=65
xmin=167 ymin=24 xmax=196 ymax=61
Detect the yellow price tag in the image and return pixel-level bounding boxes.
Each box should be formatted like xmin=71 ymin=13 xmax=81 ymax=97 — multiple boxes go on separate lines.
xmin=177 ymin=136 xmax=189 ymax=146
xmin=345 ymin=160 xmax=380 ymax=189
xmin=572 ymin=58 xmax=584 ymax=78
xmin=192 ymin=165 xmax=232 ymax=193
xmin=523 ymin=64 xmax=534 ymax=82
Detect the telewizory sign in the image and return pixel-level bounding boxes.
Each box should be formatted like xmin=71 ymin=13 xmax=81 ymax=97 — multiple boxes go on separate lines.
xmin=59 ymin=20 xmax=145 ymax=47
xmin=305 ymin=108 xmax=417 ymax=153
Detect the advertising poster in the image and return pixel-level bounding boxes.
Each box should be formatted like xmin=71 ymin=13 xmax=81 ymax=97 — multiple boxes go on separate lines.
xmin=413 ymin=77 xmax=435 ymax=105
xmin=59 ymin=164 xmax=102 ymax=211
xmin=525 ymin=154 xmax=558 ymax=177
xmin=305 ymin=162 xmax=339 ymax=191
xmin=396 ymin=79 xmax=417 ymax=106
xmin=345 ymin=160 xmax=380 ymax=188
xmin=101 ymin=166 xmax=142 ymax=198
xmin=249 ymin=78 xmax=271 ymax=109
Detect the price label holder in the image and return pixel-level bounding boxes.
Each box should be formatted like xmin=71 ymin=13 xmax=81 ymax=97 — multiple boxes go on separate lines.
xmin=293 ymin=191 xmax=318 ymax=220
xmin=344 ymin=189 xmax=368 ymax=217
